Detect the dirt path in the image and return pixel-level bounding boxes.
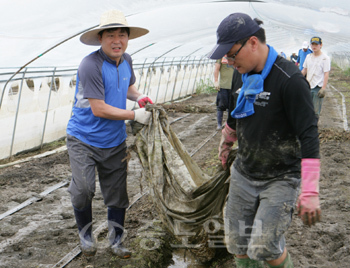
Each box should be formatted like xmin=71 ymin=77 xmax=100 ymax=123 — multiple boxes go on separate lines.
xmin=0 ymin=65 xmax=350 ymax=268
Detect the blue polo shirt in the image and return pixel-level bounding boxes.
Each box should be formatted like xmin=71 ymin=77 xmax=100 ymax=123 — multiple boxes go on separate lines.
xmin=67 ymin=48 xmax=136 ymax=148
xmin=297 ymin=48 xmax=313 ymax=71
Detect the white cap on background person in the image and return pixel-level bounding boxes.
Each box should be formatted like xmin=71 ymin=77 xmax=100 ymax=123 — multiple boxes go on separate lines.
xmin=302 ymin=41 xmax=309 ymax=49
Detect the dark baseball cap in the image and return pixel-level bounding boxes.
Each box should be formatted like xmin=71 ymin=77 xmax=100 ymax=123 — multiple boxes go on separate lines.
xmin=208 ymin=13 xmax=261 ymax=59
xmin=310 ymin=36 xmax=322 ymax=45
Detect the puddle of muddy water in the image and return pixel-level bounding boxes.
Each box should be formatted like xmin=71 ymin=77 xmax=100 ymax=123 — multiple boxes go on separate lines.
xmin=168 ymin=249 xmax=208 ymax=268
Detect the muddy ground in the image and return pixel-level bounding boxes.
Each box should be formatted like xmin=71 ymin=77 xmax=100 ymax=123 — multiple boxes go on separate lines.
xmin=0 ymin=65 xmax=350 ymax=268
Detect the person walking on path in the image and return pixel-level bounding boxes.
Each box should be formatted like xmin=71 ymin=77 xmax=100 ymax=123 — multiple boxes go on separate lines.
xmin=302 ymin=36 xmax=331 ymax=120
xmin=290 ymin=52 xmax=298 ymax=64
xmin=208 ymin=13 xmax=321 ymax=268
xmin=296 ymin=41 xmax=313 ymax=71
xmin=214 ymin=56 xmax=234 ymax=130
xmin=66 ymin=9 xmax=153 ymax=258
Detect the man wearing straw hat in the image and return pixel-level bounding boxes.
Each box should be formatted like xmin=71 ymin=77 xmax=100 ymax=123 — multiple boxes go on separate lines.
xmin=66 ymin=9 xmax=153 ymax=258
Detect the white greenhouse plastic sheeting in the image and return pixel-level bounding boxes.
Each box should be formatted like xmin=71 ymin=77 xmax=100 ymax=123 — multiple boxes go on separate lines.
xmin=1 ymin=0 xmax=350 ymax=69
xmin=0 ymin=0 xmax=349 ymax=160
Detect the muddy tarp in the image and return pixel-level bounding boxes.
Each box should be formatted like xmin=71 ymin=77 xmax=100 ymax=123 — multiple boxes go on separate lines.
xmin=134 ymin=105 xmax=236 ymax=262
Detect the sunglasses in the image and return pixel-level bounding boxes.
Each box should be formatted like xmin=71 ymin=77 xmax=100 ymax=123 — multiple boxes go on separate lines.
xmin=224 ymin=38 xmax=249 ymax=62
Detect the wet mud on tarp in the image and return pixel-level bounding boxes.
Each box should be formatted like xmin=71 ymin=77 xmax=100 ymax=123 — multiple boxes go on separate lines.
xmin=133 ymin=105 xmax=236 ymax=262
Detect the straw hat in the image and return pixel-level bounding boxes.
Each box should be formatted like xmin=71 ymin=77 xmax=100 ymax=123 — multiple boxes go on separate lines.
xmin=80 ymin=10 xmax=149 ymax=46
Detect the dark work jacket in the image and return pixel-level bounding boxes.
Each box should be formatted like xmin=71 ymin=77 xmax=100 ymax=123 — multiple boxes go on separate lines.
xmin=227 ymin=56 xmax=320 ymax=179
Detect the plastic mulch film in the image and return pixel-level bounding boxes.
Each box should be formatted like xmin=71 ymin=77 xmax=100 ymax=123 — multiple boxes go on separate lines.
xmin=133 ymin=105 xmax=236 ymax=262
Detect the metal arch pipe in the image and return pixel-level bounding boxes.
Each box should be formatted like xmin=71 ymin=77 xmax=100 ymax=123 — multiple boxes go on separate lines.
xmin=0 ymin=12 xmax=150 ymax=110
xmin=185 ymin=56 xmax=197 ymax=96
xmin=9 ymin=69 xmax=27 ymax=159
xmin=40 ymin=68 xmax=57 ymax=149
xmin=179 ymin=48 xmax=203 ymax=97
xmin=130 ymin=43 xmax=156 ymax=56
xmin=0 ymin=25 xmax=99 ymax=110
xmin=155 ymin=57 xmax=167 ymax=103
xmin=203 ymin=57 xmax=211 ymax=82
xmin=146 ymin=45 xmax=183 ymax=97
xmin=137 ymin=58 xmax=148 ymax=91
xmin=163 ymin=57 xmax=176 ymax=103
xmin=191 ymin=57 xmax=204 ymax=94
xmin=170 ymin=56 xmax=184 ymax=102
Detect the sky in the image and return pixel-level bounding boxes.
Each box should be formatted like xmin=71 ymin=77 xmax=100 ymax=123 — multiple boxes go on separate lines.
xmin=1 ymin=0 xmax=350 ymax=68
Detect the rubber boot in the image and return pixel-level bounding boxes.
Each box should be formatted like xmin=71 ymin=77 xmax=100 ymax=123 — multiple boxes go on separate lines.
xmin=73 ymin=205 xmax=97 ymax=256
xmin=107 ymin=207 xmax=132 ymax=258
xmin=235 ymin=257 xmax=265 ymax=268
xmin=217 ymin=110 xmax=224 ymax=130
xmin=266 ymin=252 xmax=294 ymax=268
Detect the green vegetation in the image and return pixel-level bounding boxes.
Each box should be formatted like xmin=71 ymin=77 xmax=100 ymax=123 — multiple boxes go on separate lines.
xmin=331 ymin=61 xmax=350 ymax=80
xmin=344 ymin=67 xmax=350 ymax=77
xmin=195 ymin=78 xmax=216 ymax=95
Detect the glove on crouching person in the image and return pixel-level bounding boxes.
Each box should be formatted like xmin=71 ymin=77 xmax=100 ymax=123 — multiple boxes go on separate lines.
xmin=218 ymin=123 xmax=237 ymax=170
xmin=297 ymin=158 xmax=321 ymax=226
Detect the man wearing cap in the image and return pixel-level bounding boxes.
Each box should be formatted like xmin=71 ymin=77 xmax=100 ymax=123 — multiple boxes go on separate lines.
xmin=296 ymin=41 xmax=313 ymax=71
xmin=302 ymin=36 xmax=331 ymax=119
xmin=208 ymin=13 xmax=320 ymax=268
xmin=66 ymin=9 xmax=153 ymax=258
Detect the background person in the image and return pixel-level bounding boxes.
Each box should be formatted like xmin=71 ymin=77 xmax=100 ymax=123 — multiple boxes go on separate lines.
xmin=290 ymin=52 xmax=298 ymax=64
xmin=208 ymin=12 xmax=320 ymax=268
xmin=302 ymin=36 xmax=331 ymax=120
xmin=213 ymin=56 xmax=234 ymax=130
xmin=66 ymin=9 xmax=152 ymax=258
xmin=296 ymin=41 xmax=313 ymax=71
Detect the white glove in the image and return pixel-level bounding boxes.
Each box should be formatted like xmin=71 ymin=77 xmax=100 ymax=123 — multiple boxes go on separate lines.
xmin=214 ymin=81 xmax=220 ymax=91
xmin=134 ymin=108 xmax=151 ymax=125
